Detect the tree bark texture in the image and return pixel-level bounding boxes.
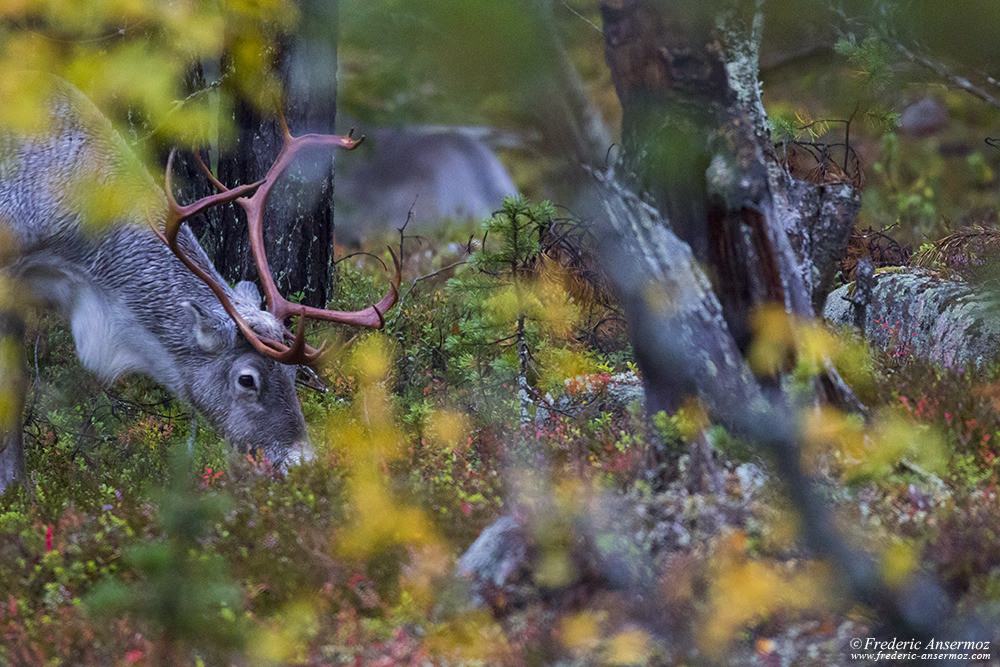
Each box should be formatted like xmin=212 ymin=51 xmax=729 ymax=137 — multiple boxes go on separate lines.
xmin=585 ymin=170 xmax=762 ymax=419
xmin=825 ymin=269 xmax=1000 ymax=368
xmin=180 ymin=0 xmax=339 ymax=310
xmin=535 ymin=1 xmax=616 ymax=172
xmin=585 ymin=167 xmax=951 ymax=639
xmin=598 ymin=0 xmax=859 ymax=349
xmin=587 ymin=5 xmax=957 ymax=636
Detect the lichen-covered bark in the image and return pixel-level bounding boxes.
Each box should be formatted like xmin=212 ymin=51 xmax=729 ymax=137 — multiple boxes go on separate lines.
xmin=598 ymin=0 xmax=860 ymax=331
xmin=825 ymin=270 xmax=1000 ymax=368
xmin=599 ymin=0 xmax=728 ymax=265
xmin=781 ymin=179 xmax=861 ymax=312
xmin=589 ymin=2 xmax=953 ymax=638
xmin=597 ymin=0 xmax=860 ymax=412
xmin=587 ymin=170 xmax=762 ymax=418
xmin=713 ymin=6 xmax=860 ymax=317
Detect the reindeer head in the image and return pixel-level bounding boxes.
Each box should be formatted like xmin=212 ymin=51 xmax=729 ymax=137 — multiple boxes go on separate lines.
xmin=156 ymin=120 xmax=401 ymax=467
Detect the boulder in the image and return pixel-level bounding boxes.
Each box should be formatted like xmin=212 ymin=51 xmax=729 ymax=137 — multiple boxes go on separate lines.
xmin=824 ymin=268 xmax=1000 ymax=368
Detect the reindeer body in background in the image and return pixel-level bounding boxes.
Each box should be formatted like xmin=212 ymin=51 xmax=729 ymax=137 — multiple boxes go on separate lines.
xmin=0 ymin=81 xmax=399 ymax=489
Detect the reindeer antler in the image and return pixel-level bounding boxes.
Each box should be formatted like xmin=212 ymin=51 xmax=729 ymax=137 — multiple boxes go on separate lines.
xmin=157 ymin=121 xmax=402 ymax=368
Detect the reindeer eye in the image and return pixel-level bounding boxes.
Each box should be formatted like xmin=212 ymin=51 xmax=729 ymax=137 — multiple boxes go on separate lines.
xmin=237 ymin=373 xmax=257 ymax=390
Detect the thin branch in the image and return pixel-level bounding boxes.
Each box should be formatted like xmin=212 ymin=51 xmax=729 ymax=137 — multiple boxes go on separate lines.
xmin=558 ymin=0 xmax=602 ymax=34
xmin=138 ymin=73 xmax=230 ymax=143
xmin=896 ymin=42 xmax=1000 ymax=108
xmin=759 ymin=42 xmax=834 ymax=72
xmin=333 ymin=251 xmax=389 ymax=272
xmin=296 ymin=365 xmax=329 ymax=393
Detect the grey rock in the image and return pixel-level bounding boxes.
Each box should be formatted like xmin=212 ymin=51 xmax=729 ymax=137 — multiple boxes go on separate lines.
xmin=457 ymin=496 xmax=649 ymax=615
xmin=535 ymin=371 xmax=644 ymax=425
xmin=336 ymin=125 xmax=519 ymax=241
xmin=456 ymin=515 xmax=532 ymax=610
xmin=824 ymin=268 xmax=1000 ymax=368
xmin=899 ymin=97 xmax=948 ymax=137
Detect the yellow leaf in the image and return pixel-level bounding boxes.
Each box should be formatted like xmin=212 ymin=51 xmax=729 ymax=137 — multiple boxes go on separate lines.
xmin=881 ymin=540 xmax=917 ymax=588
xmin=561 ymin=611 xmax=602 ymax=654
xmin=700 ymin=533 xmax=832 ymax=654
xmin=534 ymin=549 xmax=574 ymax=588
xmin=800 ymin=406 xmax=865 ymax=472
xmin=0 ymin=334 xmax=23 ymax=434
xmin=748 ymin=304 xmax=795 ymax=375
xmin=428 ymin=410 xmax=468 ymax=450
xmin=605 ymin=628 xmax=652 ymax=665
xmin=248 ymin=598 xmax=319 ymax=665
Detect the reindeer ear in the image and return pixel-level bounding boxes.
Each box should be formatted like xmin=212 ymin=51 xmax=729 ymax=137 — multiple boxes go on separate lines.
xmin=182 ymin=301 xmax=227 ymax=352
xmin=234 ymin=281 xmax=263 ymax=308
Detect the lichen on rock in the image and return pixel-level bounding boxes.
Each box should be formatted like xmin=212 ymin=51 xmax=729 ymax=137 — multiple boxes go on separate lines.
xmin=825 ymin=269 xmax=1000 ymax=368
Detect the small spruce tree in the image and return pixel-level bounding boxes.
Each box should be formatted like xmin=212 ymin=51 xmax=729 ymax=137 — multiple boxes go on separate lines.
xmin=446 ymin=196 xmax=558 ymax=426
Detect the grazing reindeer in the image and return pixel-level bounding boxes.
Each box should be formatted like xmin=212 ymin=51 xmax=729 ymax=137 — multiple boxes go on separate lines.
xmin=0 ymin=80 xmax=400 ymax=490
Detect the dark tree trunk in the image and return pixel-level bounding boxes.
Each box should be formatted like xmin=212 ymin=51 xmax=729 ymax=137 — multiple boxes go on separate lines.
xmin=600 ymin=1 xmax=728 ymax=264
xmin=532 ymin=0 xmax=616 ymax=173
xmin=181 ymin=0 xmax=340 ymax=310
xmin=586 ymin=2 xmax=955 ymax=638
xmin=598 ymin=0 xmax=859 ymax=349
xmin=585 ymin=171 xmax=760 ymax=419
xmin=594 ymin=0 xmax=861 ymax=418
xmin=584 ymin=153 xmax=953 ymax=645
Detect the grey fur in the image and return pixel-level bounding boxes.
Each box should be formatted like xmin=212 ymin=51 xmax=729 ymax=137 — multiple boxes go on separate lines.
xmin=0 ymin=80 xmax=310 ymax=484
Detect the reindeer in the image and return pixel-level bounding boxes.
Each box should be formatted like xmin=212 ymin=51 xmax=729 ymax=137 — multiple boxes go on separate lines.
xmin=0 ymin=80 xmax=400 ymax=490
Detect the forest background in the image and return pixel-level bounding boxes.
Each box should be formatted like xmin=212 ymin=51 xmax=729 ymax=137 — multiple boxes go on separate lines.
xmin=3 ymin=0 xmax=1000 ymax=664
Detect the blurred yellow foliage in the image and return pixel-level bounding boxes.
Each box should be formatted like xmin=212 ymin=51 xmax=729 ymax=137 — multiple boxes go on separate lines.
xmin=605 ymin=627 xmax=652 ymax=665
xmin=0 ymin=335 xmax=22 ymax=437
xmin=701 ymin=532 xmax=832 ymax=654
xmin=867 ymin=408 xmax=946 ymax=478
xmin=0 ymin=0 xmax=298 ymax=149
xmin=561 ymin=610 xmax=603 ymax=655
xmin=560 ymin=609 xmax=653 ymax=664
xmin=327 ymin=335 xmax=438 ymax=560
xmin=749 ymin=303 xmax=877 ymax=399
xmin=0 ymin=272 xmax=24 ymax=442
xmin=675 ymin=399 xmax=709 ymax=441
xmin=482 ymin=265 xmax=581 ymax=338
xmin=530 ymin=479 xmax=606 ymax=590
xmin=535 ymin=545 xmax=575 ymax=588
xmin=534 ymin=262 xmax=582 ymax=337
xmin=760 ymin=502 xmax=802 ymax=553
xmin=749 ymin=303 xmax=847 ymax=376
xmin=426 ymin=409 xmax=468 ymax=450
xmin=800 ymin=406 xmax=866 ymax=471
xmin=536 ymin=345 xmax=600 ymax=393
xmin=427 ymin=609 xmax=511 ymax=663
xmin=401 ymin=540 xmax=452 ymax=611
xmin=248 ymin=598 xmax=319 ymax=665
xmin=801 ymin=406 xmax=945 ymax=481
xmin=749 ymin=305 xmax=947 ymax=482
xmin=881 ymin=539 xmax=918 ymax=588
xmin=0 ymin=68 xmax=54 ymax=135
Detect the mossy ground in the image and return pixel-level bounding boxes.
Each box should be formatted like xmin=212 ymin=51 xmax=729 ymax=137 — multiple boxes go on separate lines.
xmin=4 ymin=220 xmax=1000 ymax=664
